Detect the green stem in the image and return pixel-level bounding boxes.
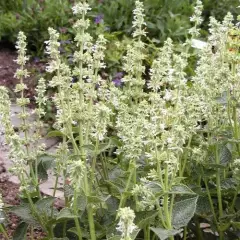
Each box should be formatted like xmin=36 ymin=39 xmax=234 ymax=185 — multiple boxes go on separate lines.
xmin=230 ymin=185 xmax=240 ymax=212
xmin=25 ymin=190 xmax=49 ymax=236
xmin=163 ymin=165 xmax=174 ymax=240
xmin=63 ymin=190 xmax=69 ymax=237
xmin=194 ymin=216 xmax=203 ymax=240
xmin=50 ymin=175 xmax=59 ymax=218
xmin=215 ymin=146 xmax=223 ymax=218
xmin=233 ymin=105 xmax=240 ymax=155
xmin=180 ymin=136 xmax=192 ymax=177
xmin=118 ymin=163 xmax=135 ymax=212
xmin=20 ymin=66 xmax=41 ymax=198
xmin=203 ymin=177 xmax=218 ymax=224
xmin=73 ymin=190 xmax=83 ymax=240
xmin=87 ymin=204 xmax=96 ymax=240
xmin=183 ymin=227 xmax=187 ymax=240
xmin=144 ymin=225 xmax=150 ymax=240
xmin=156 ymin=200 xmax=168 ymax=229
xmin=0 ymin=224 xmax=10 ymax=240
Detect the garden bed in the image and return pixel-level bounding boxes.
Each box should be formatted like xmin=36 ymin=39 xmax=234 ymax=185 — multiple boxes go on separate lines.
xmin=0 ymin=180 xmax=45 ymax=239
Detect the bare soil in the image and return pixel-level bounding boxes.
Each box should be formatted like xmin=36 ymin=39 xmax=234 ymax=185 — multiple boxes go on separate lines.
xmin=0 ymin=47 xmax=46 ymax=105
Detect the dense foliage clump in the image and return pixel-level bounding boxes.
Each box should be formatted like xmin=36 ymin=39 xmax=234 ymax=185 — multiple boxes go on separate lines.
xmin=0 ymin=0 xmax=240 ymax=239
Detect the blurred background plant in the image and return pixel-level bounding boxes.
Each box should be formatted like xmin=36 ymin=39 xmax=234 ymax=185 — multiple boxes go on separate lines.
xmin=1 ymin=0 xmax=239 ymax=55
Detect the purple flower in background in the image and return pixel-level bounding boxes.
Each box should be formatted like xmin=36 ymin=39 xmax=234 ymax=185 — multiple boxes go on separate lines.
xmin=60 ymin=40 xmax=71 ymax=45
xmin=94 ymin=14 xmax=104 ymax=24
xmin=115 ymin=72 xmax=124 ymax=79
xmin=33 ymin=57 xmax=40 ymax=63
xmin=16 ymin=13 xmax=20 ymax=20
xmin=113 ymin=78 xmax=122 ymax=87
xmin=59 ymin=27 xmax=67 ymax=34
xmin=112 ymin=72 xmax=124 ymax=87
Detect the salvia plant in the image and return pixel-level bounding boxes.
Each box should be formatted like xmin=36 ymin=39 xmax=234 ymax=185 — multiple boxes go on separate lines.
xmin=0 ymin=0 xmax=240 ymax=239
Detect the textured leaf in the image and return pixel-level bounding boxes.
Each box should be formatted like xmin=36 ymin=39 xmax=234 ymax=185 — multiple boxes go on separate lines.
xmin=221 ymin=178 xmax=237 ymax=191
xmin=46 ymin=130 xmax=65 ymax=138
xmin=108 ymin=229 xmax=140 ymax=240
xmin=37 ymin=154 xmax=54 ymax=181
xmin=220 ymin=145 xmax=232 ymax=166
xmin=77 ymin=194 xmax=87 ymax=211
xmin=195 ymin=196 xmax=211 ymax=217
xmin=172 ymin=197 xmax=198 ymax=229
xmin=87 ymin=195 xmax=110 ymax=205
xmin=150 ymin=227 xmax=182 ymax=240
xmin=144 ymin=181 xmax=162 ymax=193
xmin=37 ymin=161 xmax=48 ymax=181
xmin=170 ymin=184 xmax=195 ymax=195
xmin=64 ymin=184 xmax=74 ymax=198
xmin=13 ymin=222 xmax=28 ymax=240
xmin=35 ymin=197 xmax=55 ymax=217
xmin=56 ymin=208 xmax=76 ymax=221
xmin=68 ymin=227 xmax=90 ymax=238
xmin=135 ymin=211 xmax=158 ymax=228
xmin=10 ymin=204 xmax=37 ymax=225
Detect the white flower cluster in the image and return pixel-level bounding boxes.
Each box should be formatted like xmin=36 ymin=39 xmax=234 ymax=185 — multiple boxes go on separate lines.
xmin=68 ymin=160 xmax=86 ymax=190
xmin=117 ymin=207 xmax=138 ymax=240
xmin=132 ymin=0 xmax=146 ymax=37
xmin=35 ymin=77 xmax=47 ymax=117
xmin=72 ymin=2 xmax=91 ymax=15
xmin=189 ymin=0 xmax=203 ymax=37
xmin=132 ymin=183 xmax=156 ymax=211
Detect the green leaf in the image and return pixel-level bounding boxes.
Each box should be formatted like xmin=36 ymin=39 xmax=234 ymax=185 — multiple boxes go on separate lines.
xmin=68 ymin=227 xmax=89 ymax=238
xmin=135 ymin=211 xmax=158 ymax=228
xmin=35 ymin=197 xmax=55 ymax=217
xmin=172 ymin=197 xmax=198 ymax=229
xmin=169 ymin=184 xmax=195 ymax=195
xmin=220 ymin=145 xmax=232 ymax=166
xmin=13 ymin=222 xmax=28 ymax=240
xmin=107 ymin=236 xmax=121 ymax=240
xmin=221 ymin=178 xmax=237 ymax=191
xmin=37 ymin=161 xmax=48 ymax=181
xmin=64 ymin=184 xmax=74 ymax=198
xmin=37 ymin=154 xmax=54 ymax=181
xmin=10 ymin=204 xmax=37 ymax=225
xmin=232 ymin=222 xmax=240 ymax=228
xmin=87 ymin=195 xmax=110 ymax=205
xmin=56 ymin=208 xmax=76 ymax=221
xmin=150 ymin=227 xmax=182 ymax=240
xmin=107 ymin=229 xmax=140 ymax=240
xmin=195 ymin=196 xmax=211 ymax=217
xmin=97 ymin=142 xmax=113 ymax=154
xmin=77 ymin=194 xmax=87 ymax=211
xmin=67 ymin=227 xmax=78 ymax=236
xmin=46 ymin=130 xmax=65 ymax=138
